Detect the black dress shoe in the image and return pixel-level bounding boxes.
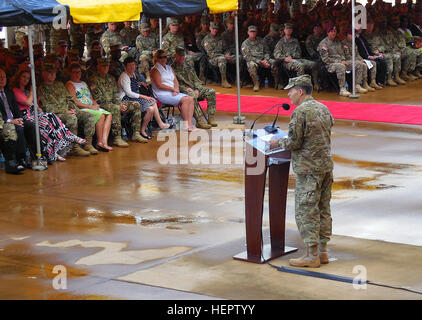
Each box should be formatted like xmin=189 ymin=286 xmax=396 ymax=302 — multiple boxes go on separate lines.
xmin=5 ymin=160 xmax=23 ymax=175
xmin=140 ymin=132 xmax=152 ymax=140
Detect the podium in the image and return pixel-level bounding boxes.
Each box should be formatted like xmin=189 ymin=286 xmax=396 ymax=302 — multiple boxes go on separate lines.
xmin=233 ymin=128 xmax=298 ymax=263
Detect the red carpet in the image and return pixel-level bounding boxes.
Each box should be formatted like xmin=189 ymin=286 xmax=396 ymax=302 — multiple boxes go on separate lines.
xmin=200 ymin=94 xmax=422 ymax=125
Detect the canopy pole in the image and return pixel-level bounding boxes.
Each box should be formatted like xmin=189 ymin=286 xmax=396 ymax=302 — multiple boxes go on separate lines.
xmin=349 ymin=0 xmax=359 ymax=99
xmin=159 ymin=18 xmax=163 ymax=49
xmin=233 ymin=11 xmax=244 ymax=124
xmin=28 ymin=25 xmax=47 ymax=170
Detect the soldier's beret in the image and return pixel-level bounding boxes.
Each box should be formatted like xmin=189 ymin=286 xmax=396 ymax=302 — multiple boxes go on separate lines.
xmin=326 ymin=24 xmax=337 ymax=33
xmin=284 ymin=23 xmax=293 ymax=29
xmin=210 ymin=22 xmax=219 ymax=29
xmin=140 ymin=22 xmax=150 ymax=31
xmin=175 ymin=46 xmax=185 ymax=56
xmin=57 ymin=40 xmax=68 ymax=47
xmin=248 ymin=25 xmax=257 ymax=32
xmin=284 ymin=74 xmax=312 ymax=90
xmin=270 ymin=23 xmax=280 ymax=33
xmin=97 ymin=57 xmax=110 ymax=65
xmin=42 ymin=62 xmax=57 ymax=72
xmin=169 ymin=18 xmax=179 ymax=26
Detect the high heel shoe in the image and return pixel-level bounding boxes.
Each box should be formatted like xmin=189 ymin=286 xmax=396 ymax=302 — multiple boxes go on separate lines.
xmin=140 ymin=132 xmax=152 ymax=140
xmin=96 ymin=143 xmax=109 ymax=152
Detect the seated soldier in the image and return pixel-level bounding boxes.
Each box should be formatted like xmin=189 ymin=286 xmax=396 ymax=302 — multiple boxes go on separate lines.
xmin=38 ymin=63 xmax=97 ymax=156
xmin=274 ymin=23 xmax=319 ymax=91
xmin=88 ymin=57 xmax=147 ymax=145
xmin=172 ymin=46 xmax=217 ymax=129
xmin=136 ymin=23 xmax=159 ymax=83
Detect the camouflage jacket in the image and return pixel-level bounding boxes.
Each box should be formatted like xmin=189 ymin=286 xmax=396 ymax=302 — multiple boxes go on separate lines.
xmin=241 ymin=37 xmax=270 ymax=63
xmin=341 ymin=38 xmax=364 ymax=61
xmin=279 ymin=96 xmax=334 ymax=174
xmin=274 ymin=36 xmax=302 ymax=60
xmin=101 ymin=29 xmax=124 ymax=56
xmin=383 ymin=29 xmax=399 ymax=52
xmin=162 ymin=32 xmax=185 ymax=57
xmin=196 ymin=31 xmax=209 ymax=51
xmin=221 ymin=30 xmax=236 ymax=55
xmin=392 ymin=29 xmax=408 ymax=50
xmin=136 ymin=33 xmax=159 ymax=56
xmin=363 ymin=32 xmax=387 ymax=53
xmin=88 ymin=73 xmax=121 ymax=106
xmin=317 ymin=36 xmax=346 ymax=65
xmin=38 ymin=81 xmax=77 ymax=115
xmin=171 ymin=61 xmax=202 ymax=92
xmin=202 ymin=34 xmax=224 ymax=59
xmin=263 ymin=34 xmax=280 ymax=58
xmin=305 ymin=34 xmax=324 ymax=60
xmin=120 ymin=26 xmax=139 ymax=47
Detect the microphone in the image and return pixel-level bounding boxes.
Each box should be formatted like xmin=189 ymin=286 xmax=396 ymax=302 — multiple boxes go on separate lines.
xmin=264 ymin=103 xmax=290 ymax=133
xmin=246 ymin=103 xmax=286 ymax=137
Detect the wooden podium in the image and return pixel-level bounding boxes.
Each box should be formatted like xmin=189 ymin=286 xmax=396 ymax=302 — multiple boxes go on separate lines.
xmin=233 ymin=128 xmax=298 ymax=263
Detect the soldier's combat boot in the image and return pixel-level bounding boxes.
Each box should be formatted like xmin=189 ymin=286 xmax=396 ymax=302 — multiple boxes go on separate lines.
xmin=113 ymin=135 xmax=129 ymax=148
xmin=387 ymin=73 xmax=398 ymax=86
xmin=363 ymin=81 xmax=375 ymax=92
xmin=207 ymin=114 xmax=218 ymax=127
xmin=195 ymin=116 xmax=212 ymax=129
xmin=355 ymin=84 xmax=368 ymax=94
xmin=370 ymin=79 xmax=383 ymax=90
xmin=289 ymin=245 xmax=320 ymax=268
xmin=132 ymin=132 xmax=148 ymax=143
xmin=82 ymin=137 xmax=99 ymax=155
xmin=319 ymin=243 xmax=329 ymax=264
xmin=71 ymin=144 xmax=90 ymax=157
xmin=407 ymin=71 xmax=418 ymax=81
xmin=199 ymin=72 xmax=206 ymax=84
xmin=339 ymin=87 xmax=351 ymax=97
xmin=221 ymin=74 xmax=232 ymax=88
xmin=251 ymin=74 xmax=260 ymax=92
xmin=396 ymin=71 xmax=408 ymax=84
xmin=413 ymin=69 xmax=422 ymax=78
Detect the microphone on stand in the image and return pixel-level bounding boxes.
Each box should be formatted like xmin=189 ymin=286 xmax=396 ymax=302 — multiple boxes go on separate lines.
xmin=245 ymin=103 xmax=287 ymax=138
xmin=263 ymin=103 xmax=290 ymax=133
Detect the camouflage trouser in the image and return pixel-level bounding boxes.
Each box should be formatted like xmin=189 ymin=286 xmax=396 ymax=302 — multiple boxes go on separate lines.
xmin=121 ymin=101 xmax=142 ymax=132
xmin=284 ymin=59 xmax=317 ymax=76
xmin=139 ymin=52 xmax=153 ymax=74
xmin=384 ymin=52 xmax=401 ymax=73
xmin=400 ymin=47 xmax=417 ymax=72
xmin=0 ymin=123 xmax=18 ymax=142
xmin=186 ymin=52 xmax=206 ymax=76
xmin=102 ymin=104 xmax=122 ymax=137
xmin=246 ymin=59 xmax=279 ymax=80
xmin=417 ymin=49 xmax=422 ymax=68
xmin=210 ymin=56 xmax=228 ymax=77
xmin=186 ymin=86 xmax=217 ymax=119
xmin=326 ymin=61 xmax=363 ymax=87
xmin=295 ymin=171 xmax=333 ymax=246
xmin=360 ymin=60 xmax=376 ymax=83
xmin=58 ymin=111 xmax=95 ymax=138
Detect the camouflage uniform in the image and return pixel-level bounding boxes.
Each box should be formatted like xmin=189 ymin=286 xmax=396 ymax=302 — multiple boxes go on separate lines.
xmin=120 ymin=25 xmax=139 ymax=60
xmin=202 ymin=32 xmax=229 ymax=79
xmin=276 ymin=75 xmax=334 ymax=247
xmin=392 ymin=29 xmax=422 ymax=72
xmin=196 ymin=30 xmax=209 ymax=52
xmin=364 ymin=32 xmax=401 ymax=74
xmin=318 ymin=36 xmax=364 ymax=88
xmin=0 ymin=122 xmax=18 ymax=142
xmin=305 ymin=34 xmax=325 ymax=60
xmin=101 ymin=29 xmax=124 ymax=57
xmin=88 ymin=72 xmax=142 ymax=135
xmin=222 ymin=28 xmax=242 ymax=62
xmin=38 ymin=81 xmax=95 ymax=138
xmin=136 ymin=25 xmax=159 ymax=77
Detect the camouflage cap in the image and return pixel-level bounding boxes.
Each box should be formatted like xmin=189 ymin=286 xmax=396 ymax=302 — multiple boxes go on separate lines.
xmin=210 ymin=22 xmax=219 ymax=29
xmin=175 ymin=46 xmax=185 ymax=56
xmin=284 ymin=74 xmax=312 ymax=90
xmin=270 ymin=23 xmax=280 ymax=33
xmin=248 ymin=25 xmax=257 ymax=32
xmin=200 ymin=16 xmax=210 ymax=24
xmin=169 ymin=18 xmax=179 ymax=26
xmin=284 ymin=23 xmax=293 ymax=29
xmin=97 ymin=57 xmax=110 ymax=65
xmin=42 ymin=62 xmax=57 ymax=72
xmin=140 ymin=22 xmax=150 ymax=31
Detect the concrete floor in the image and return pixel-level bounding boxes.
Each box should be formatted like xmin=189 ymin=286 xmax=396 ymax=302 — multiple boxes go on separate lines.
xmin=0 ymin=83 xmax=422 ymax=300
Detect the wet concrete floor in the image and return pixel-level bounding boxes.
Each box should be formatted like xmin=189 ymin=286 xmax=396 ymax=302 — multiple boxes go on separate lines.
xmin=1 ymin=99 xmax=422 ymax=299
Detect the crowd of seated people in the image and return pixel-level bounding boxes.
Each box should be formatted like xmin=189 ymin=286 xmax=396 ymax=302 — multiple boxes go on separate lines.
xmin=1 ymin=0 xmax=421 ymax=174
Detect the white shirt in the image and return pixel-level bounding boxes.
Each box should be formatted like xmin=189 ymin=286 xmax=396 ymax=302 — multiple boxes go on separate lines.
xmin=118 ymin=71 xmax=139 ymax=100
xmin=151 ymin=63 xmax=175 ymax=98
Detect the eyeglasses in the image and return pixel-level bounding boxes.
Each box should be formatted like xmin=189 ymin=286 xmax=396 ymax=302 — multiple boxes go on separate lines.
xmin=158 ymin=56 xmax=168 ymax=59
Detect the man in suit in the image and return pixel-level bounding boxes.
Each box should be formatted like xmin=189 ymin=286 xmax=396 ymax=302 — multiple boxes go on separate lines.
xmin=0 ymin=68 xmax=36 ymax=174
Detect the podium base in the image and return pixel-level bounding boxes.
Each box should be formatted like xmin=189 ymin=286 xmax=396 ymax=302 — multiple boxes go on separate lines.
xmin=233 ymin=244 xmax=298 ymax=264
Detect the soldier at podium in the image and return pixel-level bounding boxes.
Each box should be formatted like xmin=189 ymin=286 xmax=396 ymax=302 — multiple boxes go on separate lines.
xmin=270 ymin=74 xmax=334 ymax=268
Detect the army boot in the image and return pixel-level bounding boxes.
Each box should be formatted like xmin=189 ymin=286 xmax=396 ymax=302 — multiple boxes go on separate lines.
xmin=194 ymin=114 xmax=212 ymax=129
xmin=363 ymin=81 xmax=375 ymax=92
xmin=370 ymin=79 xmax=383 ymax=90
xmin=289 ymin=245 xmax=320 ymax=268
xmin=132 ymin=131 xmax=148 ymax=143
xmin=113 ymin=135 xmax=129 ymax=148
xmin=339 ymin=87 xmax=351 ymax=97
xmin=387 ymin=73 xmax=398 ymax=86
xmin=396 ymin=71 xmax=408 ymax=84
xmin=319 ymin=243 xmax=329 ymax=264
xmin=355 ymin=84 xmax=368 ymax=94
xmin=199 ymin=71 xmax=206 ymax=84
xmin=82 ymin=137 xmax=98 ymax=155
xmin=312 ymin=69 xmax=320 ymax=91
xmin=251 ymin=73 xmax=260 ymax=92
xmin=221 ymin=74 xmax=232 ymax=88
xmin=407 ymin=71 xmax=418 ymax=81
xmin=71 ymin=144 xmax=90 ymax=157
xmin=207 ymin=114 xmax=218 ymax=127
xmin=413 ymin=69 xmax=422 ymax=78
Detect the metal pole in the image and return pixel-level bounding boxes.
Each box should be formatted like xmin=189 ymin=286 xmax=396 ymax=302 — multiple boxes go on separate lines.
xmin=159 ymin=18 xmax=162 ymax=49
xmin=349 ymin=0 xmax=359 ymax=99
xmin=233 ymin=11 xmax=245 ymax=124
xmin=28 ymin=25 xmax=47 ymax=170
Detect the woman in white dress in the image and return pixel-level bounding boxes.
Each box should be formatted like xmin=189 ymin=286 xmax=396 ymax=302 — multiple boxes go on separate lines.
xmin=150 ymin=49 xmax=196 ymax=131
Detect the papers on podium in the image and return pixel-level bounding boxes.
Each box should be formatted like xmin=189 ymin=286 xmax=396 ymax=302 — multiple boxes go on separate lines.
xmin=245 ymin=128 xmax=288 ymax=155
